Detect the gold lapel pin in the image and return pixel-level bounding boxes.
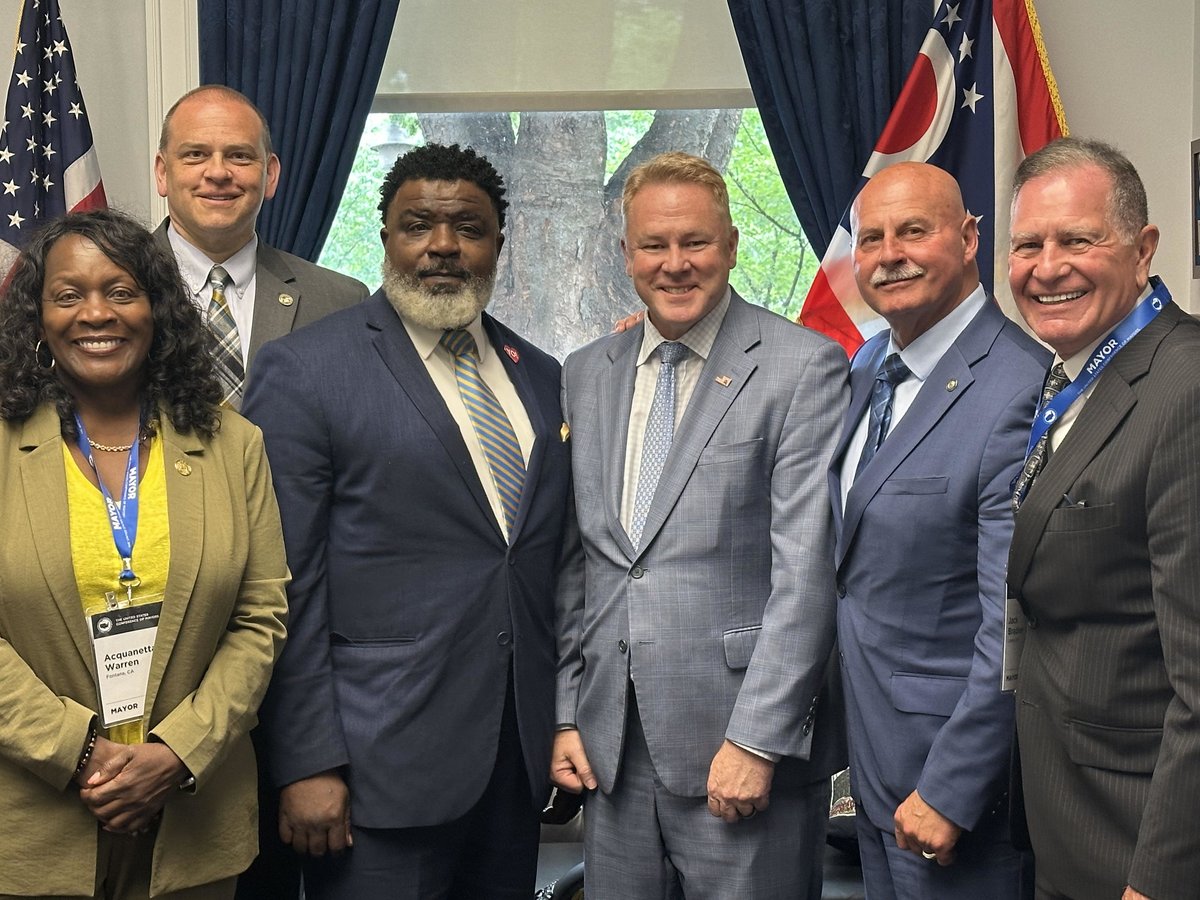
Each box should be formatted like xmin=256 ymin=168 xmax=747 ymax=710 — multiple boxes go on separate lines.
xmin=946 ymin=379 xmax=958 ymax=391
xmin=278 ymin=293 xmax=295 ymax=307
xmin=715 ymin=375 xmax=732 ymax=387
xmin=560 ymin=422 xmax=570 ymax=442
xmin=174 ymin=459 xmax=193 ymax=476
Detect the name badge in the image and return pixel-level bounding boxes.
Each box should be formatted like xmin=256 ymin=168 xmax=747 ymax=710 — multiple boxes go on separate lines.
xmin=1001 ymin=592 xmax=1026 ymax=693
xmin=88 ymin=598 xmax=161 ymax=728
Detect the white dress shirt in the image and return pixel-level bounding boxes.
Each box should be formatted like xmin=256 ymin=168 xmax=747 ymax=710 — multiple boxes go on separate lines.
xmin=402 ymin=313 xmax=535 ymax=543
xmin=840 ymin=286 xmax=987 ymax=509
xmin=620 ymin=291 xmax=731 ymax=532
xmin=167 ymin=224 xmax=259 ymax=364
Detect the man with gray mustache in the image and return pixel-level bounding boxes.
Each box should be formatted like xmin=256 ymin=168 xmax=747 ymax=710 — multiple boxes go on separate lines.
xmin=829 ymin=162 xmax=1047 ymax=898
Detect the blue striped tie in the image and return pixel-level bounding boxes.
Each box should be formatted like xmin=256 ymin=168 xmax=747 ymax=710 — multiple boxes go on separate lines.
xmin=441 ymin=330 xmax=526 ymax=535
xmin=856 ymin=352 xmax=910 ymax=476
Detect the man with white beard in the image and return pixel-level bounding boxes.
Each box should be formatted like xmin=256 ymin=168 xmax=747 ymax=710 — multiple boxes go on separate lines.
xmin=243 ymin=143 xmax=576 ymax=900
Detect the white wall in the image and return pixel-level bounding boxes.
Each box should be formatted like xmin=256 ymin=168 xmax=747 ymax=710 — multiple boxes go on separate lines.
xmin=5 ymin=0 xmax=1199 ymax=309
xmin=1036 ymin=0 xmax=1199 ymax=310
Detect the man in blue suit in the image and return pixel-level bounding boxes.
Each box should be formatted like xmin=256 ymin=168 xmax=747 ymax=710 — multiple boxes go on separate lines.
xmin=243 ymin=144 xmax=574 ymax=899
xmin=831 ymin=162 xmax=1046 ymax=898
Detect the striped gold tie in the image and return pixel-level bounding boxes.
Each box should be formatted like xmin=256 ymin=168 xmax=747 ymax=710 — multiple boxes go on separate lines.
xmin=207 ymin=265 xmax=245 ymax=410
xmin=440 ymin=329 xmax=526 ymax=535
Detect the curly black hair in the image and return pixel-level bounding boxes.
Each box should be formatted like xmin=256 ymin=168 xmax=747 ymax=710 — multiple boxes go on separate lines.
xmin=0 ymin=208 xmax=224 ymax=439
xmin=378 ymin=142 xmax=508 ymax=230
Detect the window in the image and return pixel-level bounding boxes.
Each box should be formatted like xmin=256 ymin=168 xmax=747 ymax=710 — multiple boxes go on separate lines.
xmin=317 ymin=1 xmax=816 ymax=358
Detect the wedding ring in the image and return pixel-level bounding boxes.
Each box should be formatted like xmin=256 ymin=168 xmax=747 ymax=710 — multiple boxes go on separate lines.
xmin=921 ymin=849 xmax=937 ymax=860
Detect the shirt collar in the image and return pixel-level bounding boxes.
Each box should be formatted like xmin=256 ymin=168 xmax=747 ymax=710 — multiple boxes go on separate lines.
xmin=403 ymin=312 xmax=491 ymax=364
xmin=636 ymin=288 xmax=731 ymax=366
xmin=167 ymin=223 xmax=258 ymax=299
xmin=888 ymin=284 xmax=986 ymax=382
xmin=1059 ymin=281 xmax=1155 ymax=381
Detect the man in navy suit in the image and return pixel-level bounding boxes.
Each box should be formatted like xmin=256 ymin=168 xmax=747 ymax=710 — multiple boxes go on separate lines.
xmin=244 ymin=144 xmax=574 ymax=899
xmin=830 ymin=162 xmax=1046 ymax=898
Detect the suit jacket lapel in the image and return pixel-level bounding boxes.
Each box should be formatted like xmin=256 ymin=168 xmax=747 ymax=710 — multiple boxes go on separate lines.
xmin=143 ymin=419 xmax=206 ymax=718
xmin=365 ymin=295 xmax=500 ymax=539
xmin=840 ymin=301 xmax=1004 ymax=564
xmin=248 ymin=244 xmax=299 ymax=370
xmin=19 ymin=406 xmax=92 ymax=670
xmin=1009 ymin=305 xmax=1178 ymax=589
xmin=602 ymin=330 xmax=641 ymax=559
xmin=482 ymin=314 xmax=545 ymax=542
xmin=830 ymin=338 xmax=884 ymax=550
xmin=633 ymin=294 xmax=758 ymax=555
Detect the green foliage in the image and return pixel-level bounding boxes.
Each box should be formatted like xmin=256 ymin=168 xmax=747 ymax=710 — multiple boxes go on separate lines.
xmin=726 ymin=110 xmax=817 ymax=320
xmin=317 ymin=114 xmax=421 ymax=287
xmin=318 ymin=109 xmax=817 ymax=317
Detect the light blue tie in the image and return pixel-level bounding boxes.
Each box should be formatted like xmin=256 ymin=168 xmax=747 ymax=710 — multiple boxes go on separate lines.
xmin=441 ymin=330 xmax=526 ymax=535
xmin=630 ymin=341 xmax=688 ymax=548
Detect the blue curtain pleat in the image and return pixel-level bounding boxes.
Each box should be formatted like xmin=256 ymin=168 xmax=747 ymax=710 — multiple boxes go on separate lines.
xmin=727 ymin=0 xmax=929 ymax=256
xmin=198 ymin=0 xmax=401 ymax=261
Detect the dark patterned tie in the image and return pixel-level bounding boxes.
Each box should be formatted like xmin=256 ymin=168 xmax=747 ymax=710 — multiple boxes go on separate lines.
xmin=207 ymin=265 xmax=245 ymax=410
xmin=440 ymin=329 xmax=526 ymax=535
xmin=630 ymin=341 xmax=688 ymax=549
xmin=1011 ymin=363 xmax=1070 ymax=512
xmin=856 ymin=352 xmax=911 ymax=476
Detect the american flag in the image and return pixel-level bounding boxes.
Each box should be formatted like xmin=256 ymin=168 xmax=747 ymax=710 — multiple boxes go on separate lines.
xmin=799 ymin=0 xmax=1067 ymax=356
xmin=0 ymin=0 xmax=106 ymax=278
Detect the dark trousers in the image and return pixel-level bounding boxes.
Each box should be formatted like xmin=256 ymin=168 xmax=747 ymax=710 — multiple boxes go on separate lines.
xmin=302 ymin=678 xmax=539 ymax=900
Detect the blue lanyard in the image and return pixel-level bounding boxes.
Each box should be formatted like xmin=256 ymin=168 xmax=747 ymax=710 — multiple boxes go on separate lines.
xmin=1024 ymin=278 xmax=1172 ymax=460
xmin=73 ymin=413 xmax=142 ymax=589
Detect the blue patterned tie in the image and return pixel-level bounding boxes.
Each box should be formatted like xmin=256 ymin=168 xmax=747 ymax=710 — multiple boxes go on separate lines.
xmin=207 ymin=265 xmax=245 ymax=410
xmin=1011 ymin=363 xmax=1070 ymax=513
xmin=856 ymin=352 xmax=911 ymax=476
xmin=440 ymin=330 xmax=526 ymax=535
xmin=630 ymin=341 xmax=687 ymax=548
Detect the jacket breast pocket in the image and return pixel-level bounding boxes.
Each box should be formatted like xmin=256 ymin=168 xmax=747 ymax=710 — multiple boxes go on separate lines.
xmin=1065 ymin=718 xmax=1161 ymax=774
xmin=1045 ymin=502 xmax=1117 ymax=533
xmin=698 ymin=438 xmax=763 ymax=467
xmin=878 ymin=476 xmax=949 ymax=495
xmin=723 ymin=625 xmax=761 ymax=670
xmin=891 ymin=671 xmax=967 ymax=717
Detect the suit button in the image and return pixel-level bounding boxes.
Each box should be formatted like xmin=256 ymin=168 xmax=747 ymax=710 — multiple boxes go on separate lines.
xmin=1027 ymin=615 xmax=1038 ymax=629
xmin=507 ymin=555 xmax=516 ymax=566
xmin=802 ymin=723 xmax=812 ymax=735
xmin=618 ymin=640 xmax=628 ymax=653
xmin=836 ymin=584 xmax=846 ymax=598
xmin=630 ymin=566 xmax=644 ymax=579
xmin=497 ymin=632 xmax=511 ymax=646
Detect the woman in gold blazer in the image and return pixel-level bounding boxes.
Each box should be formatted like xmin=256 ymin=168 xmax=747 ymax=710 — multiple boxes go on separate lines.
xmin=0 ymin=210 xmax=288 ymax=899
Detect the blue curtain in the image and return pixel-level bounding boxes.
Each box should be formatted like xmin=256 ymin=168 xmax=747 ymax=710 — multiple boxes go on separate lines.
xmin=199 ymin=0 xmax=401 ymax=261
xmin=727 ymin=0 xmax=929 ymax=256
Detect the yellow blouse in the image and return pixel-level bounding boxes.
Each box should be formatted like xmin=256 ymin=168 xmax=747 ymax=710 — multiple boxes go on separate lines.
xmin=64 ymin=436 xmax=171 ymax=744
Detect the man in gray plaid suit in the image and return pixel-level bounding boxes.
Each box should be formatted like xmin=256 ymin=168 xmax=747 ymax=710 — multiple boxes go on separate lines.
xmin=552 ymin=151 xmax=849 ymax=898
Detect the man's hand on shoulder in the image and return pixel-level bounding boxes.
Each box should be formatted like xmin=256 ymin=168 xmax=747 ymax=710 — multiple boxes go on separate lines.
xmin=550 ymin=728 xmax=597 ymax=793
xmin=279 ymin=770 xmax=352 ymax=856
xmin=706 ymin=739 xmax=774 ymax=824
xmin=894 ymin=789 xmax=961 ymax=866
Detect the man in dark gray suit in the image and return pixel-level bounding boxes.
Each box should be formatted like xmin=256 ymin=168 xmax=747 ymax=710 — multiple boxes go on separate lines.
xmin=833 ymin=162 xmax=1044 ymax=899
xmin=552 ymin=151 xmax=847 ymax=898
xmin=1007 ymin=137 xmax=1200 ymax=900
xmin=154 ymin=85 xmax=366 ymax=900
xmin=154 ymin=85 xmax=367 ymax=405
